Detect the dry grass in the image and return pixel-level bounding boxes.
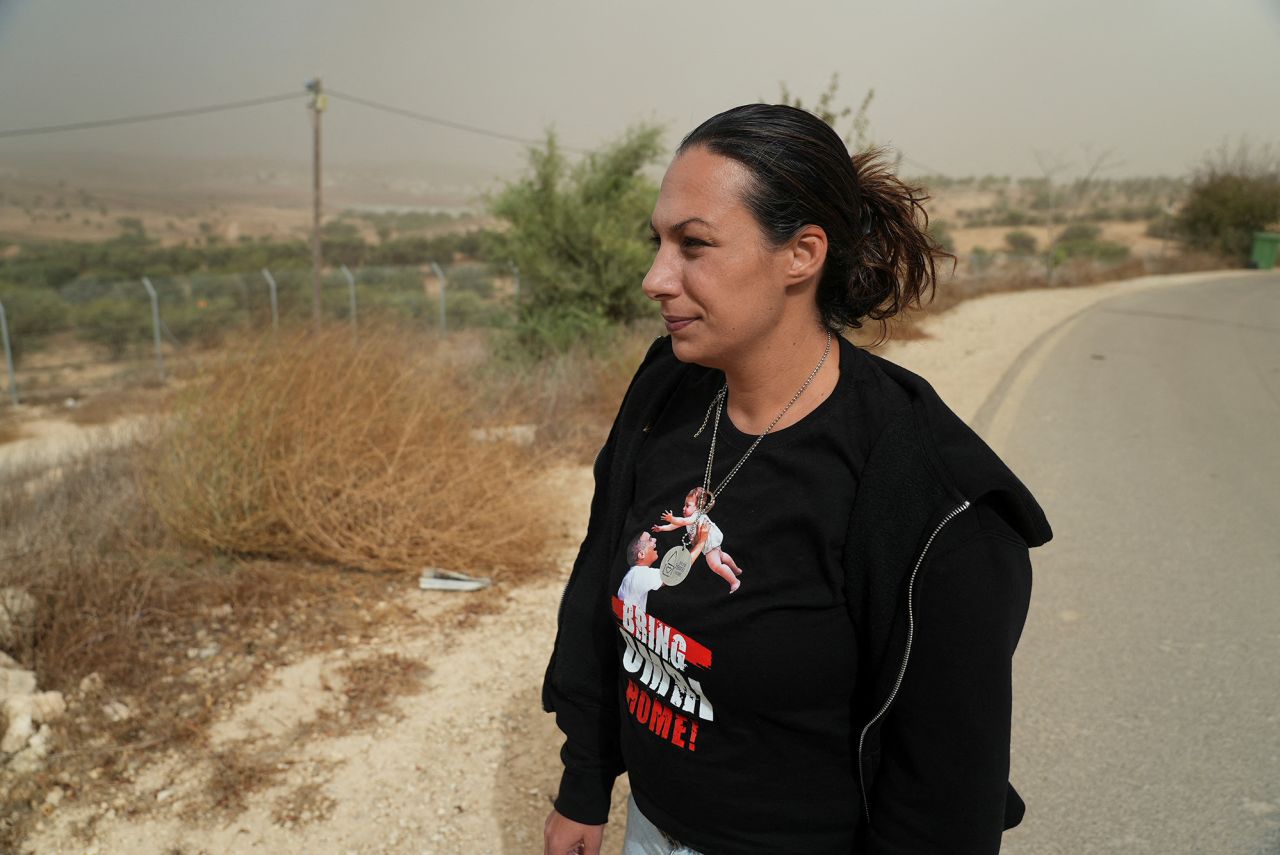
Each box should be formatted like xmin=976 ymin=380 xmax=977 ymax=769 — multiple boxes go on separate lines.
xmin=476 ymin=319 xmax=668 ymax=461
xmin=0 ymin=439 xmax=345 ymax=845
xmin=148 ymin=322 xmax=556 ymax=579
xmin=0 ymin=408 xmax=22 ymax=444
xmin=66 ymin=387 xmax=163 ymax=427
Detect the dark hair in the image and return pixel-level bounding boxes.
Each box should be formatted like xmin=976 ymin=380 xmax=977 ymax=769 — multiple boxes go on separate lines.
xmin=626 ymin=531 xmax=650 ymax=565
xmin=678 ymin=103 xmax=952 ymax=335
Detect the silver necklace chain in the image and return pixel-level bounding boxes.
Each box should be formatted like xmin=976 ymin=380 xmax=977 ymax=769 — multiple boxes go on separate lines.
xmin=685 ymin=330 xmax=833 ymax=538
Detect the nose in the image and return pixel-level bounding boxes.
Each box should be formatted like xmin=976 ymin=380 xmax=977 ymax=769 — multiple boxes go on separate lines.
xmin=641 ymin=249 xmax=680 ymax=302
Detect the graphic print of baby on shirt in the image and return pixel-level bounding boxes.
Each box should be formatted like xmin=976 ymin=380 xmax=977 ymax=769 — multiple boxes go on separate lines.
xmin=652 ymin=486 xmax=745 ymax=593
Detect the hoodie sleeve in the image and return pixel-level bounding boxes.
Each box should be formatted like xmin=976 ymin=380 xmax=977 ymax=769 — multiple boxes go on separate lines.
xmin=541 ymin=430 xmax=627 ymax=824
xmin=541 ymin=336 xmax=671 ymax=825
xmin=866 ymin=509 xmax=1033 ymax=854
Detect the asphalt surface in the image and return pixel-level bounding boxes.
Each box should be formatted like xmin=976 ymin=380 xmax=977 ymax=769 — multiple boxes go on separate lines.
xmin=985 ymin=272 xmax=1280 ymax=854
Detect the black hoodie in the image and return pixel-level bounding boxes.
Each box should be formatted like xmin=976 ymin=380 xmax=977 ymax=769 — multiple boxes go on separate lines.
xmin=542 ymin=335 xmax=1053 ymax=853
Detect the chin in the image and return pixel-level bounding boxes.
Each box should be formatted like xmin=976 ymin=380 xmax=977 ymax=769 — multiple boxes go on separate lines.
xmin=669 ymin=336 xmax=712 ymax=368
xmin=669 ymin=334 xmax=734 ymax=372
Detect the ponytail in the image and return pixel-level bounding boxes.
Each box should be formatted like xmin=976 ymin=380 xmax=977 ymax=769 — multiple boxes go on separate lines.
xmin=833 ymin=148 xmax=953 ymax=335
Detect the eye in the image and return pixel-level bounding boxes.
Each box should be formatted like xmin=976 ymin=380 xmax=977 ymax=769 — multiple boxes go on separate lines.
xmin=648 ymin=233 xmax=661 ymax=247
xmin=681 ymin=237 xmax=709 ymax=250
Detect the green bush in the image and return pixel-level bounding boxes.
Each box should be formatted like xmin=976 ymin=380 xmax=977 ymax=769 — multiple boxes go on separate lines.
xmin=969 ymin=247 xmax=995 ymax=275
xmin=73 ymin=298 xmax=151 ymax=359
xmin=164 ymin=298 xmax=242 ymax=349
xmin=1052 ymin=226 xmax=1130 ymax=265
xmin=1175 ymin=143 xmax=1280 ymax=262
xmin=1004 ymin=230 xmax=1038 ymax=256
xmin=444 ymin=290 xmax=509 ymax=329
xmin=446 ymin=264 xmax=496 ymax=299
xmin=500 ymin=303 xmax=613 ymax=359
xmin=489 ymin=124 xmax=664 ymax=355
xmin=927 ymin=219 xmax=956 ymax=254
xmin=0 ymin=284 xmax=70 ymax=365
xmin=1055 ymin=223 xmax=1102 ymax=244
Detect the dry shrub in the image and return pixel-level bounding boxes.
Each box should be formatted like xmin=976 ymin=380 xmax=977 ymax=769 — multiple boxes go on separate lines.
xmin=149 ymin=323 xmax=554 ymax=578
xmin=479 ymin=321 xmax=663 ymax=461
xmin=0 ymin=409 xmax=22 ymax=445
xmin=0 ymin=441 xmax=173 ymax=689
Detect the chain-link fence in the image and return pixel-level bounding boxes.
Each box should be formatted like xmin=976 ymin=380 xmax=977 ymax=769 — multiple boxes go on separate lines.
xmin=0 ymin=262 xmax=517 ymax=405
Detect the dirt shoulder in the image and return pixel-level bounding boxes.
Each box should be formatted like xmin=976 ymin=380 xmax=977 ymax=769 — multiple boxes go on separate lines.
xmin=18 ymin=271 xmax=1248 ymax=855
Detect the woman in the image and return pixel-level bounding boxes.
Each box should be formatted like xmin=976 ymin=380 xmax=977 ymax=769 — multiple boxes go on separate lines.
xmin=542 ymin=103 xmax=1051 ymax=855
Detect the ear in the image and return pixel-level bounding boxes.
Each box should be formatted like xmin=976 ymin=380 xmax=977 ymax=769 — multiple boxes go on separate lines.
xmin=782 ymin=225 xmax=828 ymax=285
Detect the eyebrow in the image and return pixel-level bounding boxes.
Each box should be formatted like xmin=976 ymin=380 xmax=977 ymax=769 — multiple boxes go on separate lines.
xmin=649 ymin=216 xmax=713 ymax=233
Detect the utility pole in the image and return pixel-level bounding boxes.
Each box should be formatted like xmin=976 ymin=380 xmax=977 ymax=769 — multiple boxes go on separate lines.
xmin=306 ymin=78 xmax=327 ymax=329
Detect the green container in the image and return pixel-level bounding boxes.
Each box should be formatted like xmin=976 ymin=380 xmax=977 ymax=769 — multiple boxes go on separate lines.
xmin=1252 ymin=232 xmax=1280 ymax=269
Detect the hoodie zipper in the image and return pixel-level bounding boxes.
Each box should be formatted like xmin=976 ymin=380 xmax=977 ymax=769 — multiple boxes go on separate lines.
xmin=857 ymin=498 xmax=971 ymax=824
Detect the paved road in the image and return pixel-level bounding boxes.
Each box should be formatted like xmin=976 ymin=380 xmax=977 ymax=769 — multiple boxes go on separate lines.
xmin=986 ymin=272 xmax=1280 ymax=855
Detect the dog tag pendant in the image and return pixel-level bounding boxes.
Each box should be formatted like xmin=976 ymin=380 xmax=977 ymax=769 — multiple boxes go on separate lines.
xmin=660 ymin=546 xmax=692 ymax=586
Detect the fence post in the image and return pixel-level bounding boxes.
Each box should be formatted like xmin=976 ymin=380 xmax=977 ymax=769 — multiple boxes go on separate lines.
xmin=341 ymin=264 xmax=358 ymax=336
xmin=261 ymin=268 xmax=279 ymax=331
xmin=0 ymin=299 xmax=18 ymax=406
xmin=140 ymin=277 xmax=166 ymax=383
xmin=430 ymin=261 xmax=447 ymax=334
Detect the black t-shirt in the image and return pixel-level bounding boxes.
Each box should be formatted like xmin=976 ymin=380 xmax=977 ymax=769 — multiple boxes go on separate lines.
xmin=608 ymin=335 xmax=888 ymax=854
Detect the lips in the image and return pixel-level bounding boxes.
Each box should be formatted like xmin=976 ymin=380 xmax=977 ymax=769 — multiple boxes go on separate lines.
xmin=662 ymin=314 xmax=697 ymax=333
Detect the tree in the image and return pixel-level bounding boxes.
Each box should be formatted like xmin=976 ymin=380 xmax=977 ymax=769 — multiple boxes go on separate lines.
xmin=1175 ymin=140 xmax=1280 ymax=262
xmin=489 ymin=124 xmax=665 ymax=355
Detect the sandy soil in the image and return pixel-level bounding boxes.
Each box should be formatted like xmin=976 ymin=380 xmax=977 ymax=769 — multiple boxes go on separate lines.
xmin=18 ymin=270 xmax=1250 ymax=854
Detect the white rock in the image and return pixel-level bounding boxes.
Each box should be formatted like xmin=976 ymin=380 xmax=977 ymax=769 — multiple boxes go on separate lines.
xmin=9 ymin=723 xmax=51 ymax=772
xmin=102 ymin=701 xmax=131 ymax=722
xmin=468 ymin=423 xmax=537 ymax=445
xmin=0 ymin=667 xmax=37 ymax=703
xmin=0 ymin=587 xmax=36 ymax=649
xmin=1 ymin=710 xmax=34 ymax=753
xmin=79 ymin=672 xmax=104 ymax=695
xmin=44 ymin=787 xmax=63 ymax=806
xmin=3 ymin=691 xmax=65 ymax=724
xmin=0 ymin=651 xmax=19 ymax=670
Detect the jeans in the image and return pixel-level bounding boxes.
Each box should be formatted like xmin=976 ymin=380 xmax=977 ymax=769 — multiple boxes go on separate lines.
xmin=621 ymin=794 xmax=707 ymax=855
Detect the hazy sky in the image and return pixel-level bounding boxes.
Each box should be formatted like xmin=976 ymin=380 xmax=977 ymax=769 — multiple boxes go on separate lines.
xmin=1 ymin=0 xmax=1278 ymax=183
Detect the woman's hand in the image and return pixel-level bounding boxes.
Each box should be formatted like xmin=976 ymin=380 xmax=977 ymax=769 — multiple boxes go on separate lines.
xmin=544 ymin=808 xmax=605 ymax=855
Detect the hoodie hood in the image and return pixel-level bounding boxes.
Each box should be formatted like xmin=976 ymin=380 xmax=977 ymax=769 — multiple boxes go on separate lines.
xmin=867 ymin=353 xmax=1054 ymax=549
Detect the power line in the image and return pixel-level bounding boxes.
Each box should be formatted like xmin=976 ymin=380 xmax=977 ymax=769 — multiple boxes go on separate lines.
xmin=0 ymin=92 xmax=301 ymax=139
xmin=325 ymin=88 xmax=587 ymax=153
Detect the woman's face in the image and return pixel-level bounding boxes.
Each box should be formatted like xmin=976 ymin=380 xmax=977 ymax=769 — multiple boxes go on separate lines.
xmin=642 ymin=146 xmax=794 ymax=368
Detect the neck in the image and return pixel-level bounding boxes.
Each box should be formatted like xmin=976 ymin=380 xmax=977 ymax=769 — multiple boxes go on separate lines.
xmin=721 ymin=323 xmax=840 ymax=435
